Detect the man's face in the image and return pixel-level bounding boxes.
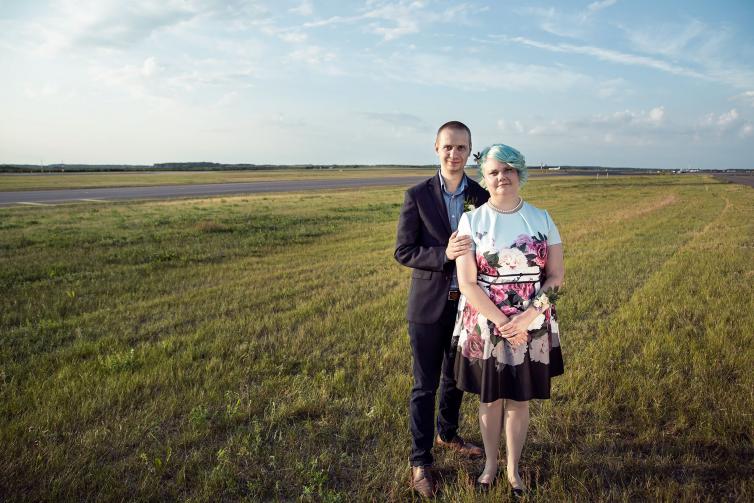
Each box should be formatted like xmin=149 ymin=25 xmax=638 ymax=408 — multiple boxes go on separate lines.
xmin=435 ymin=128 xmax=471 ymax=176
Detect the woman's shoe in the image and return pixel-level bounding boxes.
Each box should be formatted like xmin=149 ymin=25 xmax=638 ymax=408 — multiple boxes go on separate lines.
xmin=476 ymin=471 xmax=497 ymax=492
xmin=508 ymin=479 xmax=526 ymax=499
xmin=510 ymin=486 xmax=525 ymax=498
xmin=507 ymin=473 xmax=526 ymax=498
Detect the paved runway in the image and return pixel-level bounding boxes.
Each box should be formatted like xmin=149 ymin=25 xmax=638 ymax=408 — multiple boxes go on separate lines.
xmin=714 ymin=173 xmax=754 ymax=188
xmin=0 ymin=176 xmax=428 ymax=207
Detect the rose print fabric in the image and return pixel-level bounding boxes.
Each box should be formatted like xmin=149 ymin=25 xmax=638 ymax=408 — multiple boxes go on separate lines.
xmin=451 ymin=201 xmax=564 ymax=403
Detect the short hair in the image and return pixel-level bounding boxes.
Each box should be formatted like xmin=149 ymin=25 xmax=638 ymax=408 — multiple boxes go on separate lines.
xmin=435 ymin=121 xmax=472 ymax=149
xmin=477 ymin=143 xmax=528 ymax=187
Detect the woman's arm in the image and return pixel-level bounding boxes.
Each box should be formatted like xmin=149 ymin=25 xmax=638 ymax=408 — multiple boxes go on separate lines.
xmin=457 ymin=249 xmax=509 ymax=328
xmin=540 ymin=243 xmax=564 ymax=292
xmin=499 ymin=243 xmax=564 ymax=339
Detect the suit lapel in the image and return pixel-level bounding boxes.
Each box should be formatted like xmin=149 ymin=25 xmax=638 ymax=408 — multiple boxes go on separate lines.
xmin=429 ymin=174 xmax=452 ymax=235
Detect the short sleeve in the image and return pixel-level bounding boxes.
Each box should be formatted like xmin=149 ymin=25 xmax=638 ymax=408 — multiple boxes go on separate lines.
xmin=457 ymin=212 xmax=476 ymax=252
xmin=545 ymin=210 xmax=562 ymax=245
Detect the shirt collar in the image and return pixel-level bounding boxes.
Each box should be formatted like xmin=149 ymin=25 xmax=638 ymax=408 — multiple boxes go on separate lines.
xmin=438 ymin=170 xmax=467 ymax=196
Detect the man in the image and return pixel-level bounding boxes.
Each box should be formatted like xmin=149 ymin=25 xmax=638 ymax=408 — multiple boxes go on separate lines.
xmin=395 ymin=121 xmax=489 ymax=497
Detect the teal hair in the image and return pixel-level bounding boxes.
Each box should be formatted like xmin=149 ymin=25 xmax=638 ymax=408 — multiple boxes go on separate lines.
xmin=476 ymin=143 xmax=528 ymax=187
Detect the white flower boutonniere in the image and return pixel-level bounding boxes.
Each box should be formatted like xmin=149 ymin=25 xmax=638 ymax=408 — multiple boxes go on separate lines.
xmin=463 ymin=200 xmax=476 ymax=212
xmin=531 ymin=286 xmax=561 ymax=313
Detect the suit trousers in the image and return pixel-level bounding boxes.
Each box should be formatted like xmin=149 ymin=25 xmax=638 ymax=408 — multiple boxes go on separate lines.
xmin=408 ymin=298 xmax=463 ymax=466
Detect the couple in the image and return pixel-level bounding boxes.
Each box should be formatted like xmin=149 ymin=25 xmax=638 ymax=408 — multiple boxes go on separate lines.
xmin=395 ymin=121 xmax=565 ymax=497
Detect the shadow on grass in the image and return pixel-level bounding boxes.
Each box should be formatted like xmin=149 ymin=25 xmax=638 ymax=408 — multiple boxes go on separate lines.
xmin=526 ymin=438 xmax=754 ymax=496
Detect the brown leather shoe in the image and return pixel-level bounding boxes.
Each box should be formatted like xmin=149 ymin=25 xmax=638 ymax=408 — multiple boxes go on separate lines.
xmin=435 ymin=434 xmax=483 ymax=458
xmin=410 ymin=465 xmax=437 ymax=498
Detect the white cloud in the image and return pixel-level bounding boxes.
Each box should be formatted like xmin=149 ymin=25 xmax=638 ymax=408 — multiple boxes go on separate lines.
xmin=288 ymin=45 xmax=336 ymax=66
xmin=24 ymin=84 xmax=61 ymax=100
xmin=88 ymin=60 xmax=177 ymax=109
xmin=302 ymin=15 xmax=362 ymax=29
xmin=593 ymin=108 xmax=665 ymax=127
xmin=298 ymin=1 xmax=473 ymax=42
xmin=215 ymin=91 xmax=239 ymax=107
xmin=278 ymin=31 xmax=307 ymax=43
xmin=587 ymin=0 xmax=617 ymax=12
xmin=506 ymin=106 xmax=754 ymax=146
xmin=522 ymin=1 xmax=617 ymax=39
xmin=289 ymin=1 xmax=314 ymax=16
xmin=504 ymin=36 xmax=710 ymax=81
xmin=260 ymin=23 xmax=309 ymax=43
xmin=588 ymin=0 xmax=618 ymax=13
xmin=497 ymin=107 xmax=672 ymax=146
xmin=31 ymin=0 xmax=198 ymax=54
xmin=648 ymin=106 xmax=665 ymax=123
xmin=498 ymin=119 xmax=525 ymax=134
xmin=432 ymin=3 xmax=478 ymax=24
xmin=623 ymin=19 xmax=707 ymax=59
xmin=691 ymin=108 xmax=754 ymax=142
xmin=141 ymin=56 xmax=159 ymax=77
xmin=596 ymin=78 xmax=631 ymax=99
xmin=362 ymin=111 xmax=425 ymax=131
xmin=375 ymin=51 xmax=591 ymax=92
xmin=621 ymin=20 xmax=754 ymax=90
xmin=17 ymin=0 xmax=274 ymax=55
xmin=736 ymin=91 xmax=754 ymax=107
xmin=717 ymin=109 xmax=738 ymax=126
xmin=700 ymin=109 xmax=740 ymax=131
xmin=363 ymin=1 xmax=424 ymax=41
xmin=523 ymin=7 xmax=584 ymax=38
xmin=88 ymin=54 xmax=257 ymax=104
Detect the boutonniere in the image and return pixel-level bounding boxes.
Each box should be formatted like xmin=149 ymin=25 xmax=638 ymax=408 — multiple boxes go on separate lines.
xmin=527 ymin=286 xmax=562 ymax=313
xmin=463 ymin=199 xmax=476 ymax=212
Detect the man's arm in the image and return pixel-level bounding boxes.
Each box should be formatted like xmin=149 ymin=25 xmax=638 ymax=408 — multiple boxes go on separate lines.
xmin=394 ymin=189 xmax=447 ymax=271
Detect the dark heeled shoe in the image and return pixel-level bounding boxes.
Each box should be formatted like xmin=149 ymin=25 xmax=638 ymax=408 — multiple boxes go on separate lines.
xmin=511 ymin=486 xmax=525 ymax=498
xmin=508 ymin=474 xmax=526 ymax=498
xmin=476 ymin=471 xmax=497 ymax=492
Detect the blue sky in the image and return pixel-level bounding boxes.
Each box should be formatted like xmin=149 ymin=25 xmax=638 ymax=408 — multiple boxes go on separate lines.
xmin=1 ymin=0 xmax=753 ymax=169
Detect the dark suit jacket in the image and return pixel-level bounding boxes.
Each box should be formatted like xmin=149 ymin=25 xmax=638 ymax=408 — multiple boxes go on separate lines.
xmin=395 ymin=173 xmax=489 ymax=324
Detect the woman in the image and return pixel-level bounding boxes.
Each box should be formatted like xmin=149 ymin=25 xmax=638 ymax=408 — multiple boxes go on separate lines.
xmin=451 ymin=144 xmax=564 ymax=496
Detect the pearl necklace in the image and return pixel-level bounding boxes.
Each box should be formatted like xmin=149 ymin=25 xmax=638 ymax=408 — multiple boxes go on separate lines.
xmin=487 ymin=198 xmax=523 ymax=214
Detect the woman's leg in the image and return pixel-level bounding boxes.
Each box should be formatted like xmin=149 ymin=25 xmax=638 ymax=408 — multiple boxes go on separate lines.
xmin=503 ymin=399 xmax=530 ymax=489
xmin=478 ymin=399 xmax=504 ymax=482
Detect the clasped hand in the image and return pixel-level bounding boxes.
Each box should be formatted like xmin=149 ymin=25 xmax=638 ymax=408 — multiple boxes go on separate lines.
xmin=446 ymin=231 xmax=472 ymax=261
xmin=495 ymin=313 xmax=531 ymax=347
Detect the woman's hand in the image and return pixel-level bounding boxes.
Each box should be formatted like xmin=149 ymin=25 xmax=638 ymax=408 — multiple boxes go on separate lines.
xmin=498 ymin=312 xmax=534 ymax=347
xmin=491 ymin=314 xmax=510 ymax=332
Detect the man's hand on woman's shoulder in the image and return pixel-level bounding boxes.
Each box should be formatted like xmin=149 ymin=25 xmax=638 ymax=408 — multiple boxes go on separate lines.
xmin=445 ymin=231 xmax=472 ymax=261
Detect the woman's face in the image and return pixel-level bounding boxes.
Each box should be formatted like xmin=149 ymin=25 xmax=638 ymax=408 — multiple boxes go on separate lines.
xmin=483 ymin=158 xmax=519 ymax=197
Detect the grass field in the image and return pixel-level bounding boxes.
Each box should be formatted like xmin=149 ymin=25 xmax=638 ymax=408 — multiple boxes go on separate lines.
xmin=0 ymin=168 xmax=435 ymax=192
xmin=1 ymin=175 xmax=753 ymax=501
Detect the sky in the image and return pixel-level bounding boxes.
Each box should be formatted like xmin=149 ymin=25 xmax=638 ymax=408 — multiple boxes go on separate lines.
xmin=1 ymin=0 xmax=753 ymax=169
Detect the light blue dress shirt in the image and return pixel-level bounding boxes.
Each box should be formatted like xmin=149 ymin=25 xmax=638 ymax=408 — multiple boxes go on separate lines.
xmin=438 ymin=170 xmax=468 ymax=291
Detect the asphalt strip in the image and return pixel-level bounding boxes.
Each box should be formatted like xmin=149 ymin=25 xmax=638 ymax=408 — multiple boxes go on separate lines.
xmin=0 ymin=176 xmax=429 ymax=207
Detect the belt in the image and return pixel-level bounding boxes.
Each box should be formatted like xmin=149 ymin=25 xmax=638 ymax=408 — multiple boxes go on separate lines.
xmin=447 ymin=290 xmax=461 ymax=301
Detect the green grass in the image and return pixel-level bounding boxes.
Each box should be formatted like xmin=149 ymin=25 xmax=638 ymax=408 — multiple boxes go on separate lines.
xmin=0 ymin=168 xmax=434 ymax=191
xmin=1 ymin=176 xmax=752 ymax=501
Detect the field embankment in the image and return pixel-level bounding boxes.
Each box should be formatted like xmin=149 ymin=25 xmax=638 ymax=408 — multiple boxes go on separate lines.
xmin=1 ymin=175 xmax=752 ymax=501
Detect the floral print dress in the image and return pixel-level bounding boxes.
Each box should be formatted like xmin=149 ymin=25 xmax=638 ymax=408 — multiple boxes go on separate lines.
xmin=451 ymin=201 xmax=564 ymax=403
